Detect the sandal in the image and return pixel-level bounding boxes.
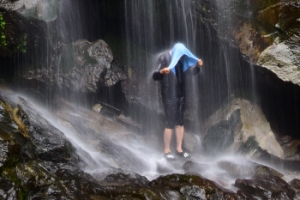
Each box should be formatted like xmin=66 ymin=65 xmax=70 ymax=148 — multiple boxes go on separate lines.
xmin=164 ymin=152 xmax=175 ymax=161
xmin=176 ymin=151 xmax=191 ymax=159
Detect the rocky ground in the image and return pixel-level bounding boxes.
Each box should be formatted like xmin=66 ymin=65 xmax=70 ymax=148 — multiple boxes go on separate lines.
xmin=0 ymin=87 xmax=300 ymax=199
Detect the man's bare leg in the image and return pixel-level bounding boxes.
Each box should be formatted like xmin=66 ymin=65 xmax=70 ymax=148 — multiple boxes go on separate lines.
xmin=175 ymin=125 xmax=184 ymax=153
xmin=164 ymin=128 xmax=173 ymax=154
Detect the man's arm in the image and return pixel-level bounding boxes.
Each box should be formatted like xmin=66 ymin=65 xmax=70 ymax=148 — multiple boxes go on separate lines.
xmin=152 ymin=53 xmax=170 ymax=80
xmin=186 ymin=59 xmax=203 ymax=75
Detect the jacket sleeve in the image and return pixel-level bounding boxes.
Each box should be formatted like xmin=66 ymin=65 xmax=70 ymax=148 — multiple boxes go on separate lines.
xmin=152 ymin=54 xmax=165 ymax=81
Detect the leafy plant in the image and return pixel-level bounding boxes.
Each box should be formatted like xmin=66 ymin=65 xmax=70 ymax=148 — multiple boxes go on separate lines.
xmin=0 ymin=13 xmax=7 ymax=47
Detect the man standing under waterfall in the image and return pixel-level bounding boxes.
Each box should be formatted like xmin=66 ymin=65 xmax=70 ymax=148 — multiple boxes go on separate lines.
xmin=152 ymin=43 xmax=203 ymax=160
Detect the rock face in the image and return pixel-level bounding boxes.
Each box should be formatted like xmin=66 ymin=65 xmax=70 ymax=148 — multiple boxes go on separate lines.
xmin=58 ymin=39 xmax=126 ymax=92
xmin=235 ymin=174 xmax=296 ymax=200
xmin=200 ymin=0 xmax=300 ymax=85
xmin=23 ymin=39 xmax=126 ymax=95
xmin=0 ymin=86 xmax=299 ymax=199
xmin=258 ymin=41 xmax=300 ymax=85
xmin=1 ymin=0 xmax=60 ymax=22
xmin=202 ymin=98 xmax=284 ymax=159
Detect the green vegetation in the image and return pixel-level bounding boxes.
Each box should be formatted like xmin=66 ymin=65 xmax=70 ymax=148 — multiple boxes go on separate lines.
xmin=0 ymin=14 xmax=7 ymax=47
xmin=1 ymin=168 xmax=29 ymax=200
xmin=16 ymin=34 xmax=27 ymax=53
xmin=0 ymin=156 xmax=29 ymax=200
xmin=200 ymin=16 xmax=205 ymax=24
xmin=0 ymin=13 xmax=28 ymax=55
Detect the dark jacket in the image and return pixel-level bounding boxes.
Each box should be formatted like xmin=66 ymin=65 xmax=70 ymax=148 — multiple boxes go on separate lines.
xmin=152 ymin=51 xmax=200 ymax=100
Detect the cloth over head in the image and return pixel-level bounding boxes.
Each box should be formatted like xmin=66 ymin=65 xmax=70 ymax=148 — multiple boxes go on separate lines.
xmin=168 ymin=43 xmax=199 ymax=74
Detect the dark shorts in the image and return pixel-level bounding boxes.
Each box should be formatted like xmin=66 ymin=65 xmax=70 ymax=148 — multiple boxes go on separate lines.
xmin=163 ymin=96 xmax=186 ymax=129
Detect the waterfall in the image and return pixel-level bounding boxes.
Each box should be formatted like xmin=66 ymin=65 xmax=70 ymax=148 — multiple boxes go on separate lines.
xmin=2 ymin=0 xmax=299 ymax=195
xmin=123 ymin=0 xmax=208 ymax=137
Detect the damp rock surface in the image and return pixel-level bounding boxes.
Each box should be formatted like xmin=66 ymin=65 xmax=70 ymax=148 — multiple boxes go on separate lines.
xmin=0 ymin=88 xmax=298 ymax=199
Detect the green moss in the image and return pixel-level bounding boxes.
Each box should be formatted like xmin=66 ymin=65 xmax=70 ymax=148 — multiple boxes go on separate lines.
xmin=0 ymin=156 xmax=33 ymax=199
xmin=0 ymin=13 xmax=28 ymax=55
xmin=16 ymin=34 xmax=27 ymax=53
xmin=200 ymin=16 xmax=205 ymax=23
xmin=0 ymin=13 xmax=7 ymax=47
xmin=17 ymin=187 xmax=29 ymax=200
xmin=1 ymin=156 xmax=20 ymax=169
xmin=1 ymin=167 xmax=29 ymax=200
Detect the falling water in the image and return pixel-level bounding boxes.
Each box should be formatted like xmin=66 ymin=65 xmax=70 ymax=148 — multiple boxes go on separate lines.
xmin=123 ymin=0 xmax=207 ymax=136
xmin=2 ymin=0 xmax=300 ymax=194
xmin=121 ymin=0 xmax=300 ymax=189
xmin=122 ymin=0 xmax=241 ymax=187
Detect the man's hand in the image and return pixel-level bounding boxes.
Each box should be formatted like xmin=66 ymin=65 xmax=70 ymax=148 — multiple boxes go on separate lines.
xmin=160 ymin=67 xmax=170 ymax=74
xmin=197 ymin=59 xmax=203 ymax=67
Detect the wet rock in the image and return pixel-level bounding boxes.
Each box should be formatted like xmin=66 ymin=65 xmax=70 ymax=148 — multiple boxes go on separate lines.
xmin=196 ymin=0 xmax=300 ymax=85
xmin=180 ymin=185 xmax=206 ymax=200
xmin=254 ymin=165 xmax=284 ymax=178
xmin=101 ymin=172 xmax=149 ymax=187
xmin=203 ymin=109 xmax=241 ymax=156
xmin=156 ymin=162 xmax=176 ymax=175
xmin=202 ymin=98 xmax=284 ymax=159
xmin=280 ymin=136 xmax=300 ymax=160
xmin=59 ymin=39 xmax=126 ymax=91
xmin=22 ymin=38 xmax=126 ymax=96
xmin=289 ymin=179 xmax=300 ymax=199
xmin=217 ymin=159 xmax=257 ymax=179
xmin=150 ymin=174 xmax=239 ymax=200
xmin=92 ymin=103 xmax=102 ymax=113
xmin=289 ymin=178 xmax=300 ymax=190
xmin=182 ymin=161 xmax=210 ymax=174
xmin=219 ymin=158 xmax=284 ymax=178
xmin=182 ymin=131 xmax=199 ymax=153
xmin=258 ymin=41 xmax=300 ymax=85
xmin=1 ymin=0 xmax=60 ymax=22
xmin=0 ymin=94 xmax=76 ymax=164
xmin=2 ymin=89 xmax=300 ymax=199
xmin=235 ymin=174 xmax=296 ymax=200
xmin=15 ymin=160 xmax=56 ymax=189
xmin=0 ymin=157 xmax=108 ymax=199
xmin=0 ymin=7 xmax=47 ymax=63
xmin=236 ymin=190 xmax=257 ymax=200
xmin=0 ymin=177 xmax=17 ymax=200
xmin=200 ymin=97 xmax=300 ymax=171
xmin=18 ymin=103 xmax=73 ymax=162
xmin=115 ymin=114 xmax=142 ymax=132
xmin=97 ymin=139 xmax=149 ymax=174
xmin=0 ymin=141 xmax=8 ymax=167
xmin=53 ymin=96 xmax=132 ymax=141
xmin=86 ymin=39 xmax=113 ymax=68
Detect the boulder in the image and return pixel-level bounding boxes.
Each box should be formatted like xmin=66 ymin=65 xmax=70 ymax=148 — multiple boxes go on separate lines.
xmin=23 ymin=39 xmax=126 ymax=95
xmin=96 ymin=139 xmax=149 ymax=174
xmin=235 ymin=174 xmax=296 ymax=199
xmin=193 ymin=0 xmax=300 ymax=90
xmin=58 ymin=39 xmax=125 ymax=92
xmin=202 ymin=98 xmax=284 ymax=159
xmin=199 ymin=0 xmax=300 ymax=85
xmin=150 ymin=174 xmax=239 ymax=199
xmin=258 ymin=41 xmax=300 ymax=85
